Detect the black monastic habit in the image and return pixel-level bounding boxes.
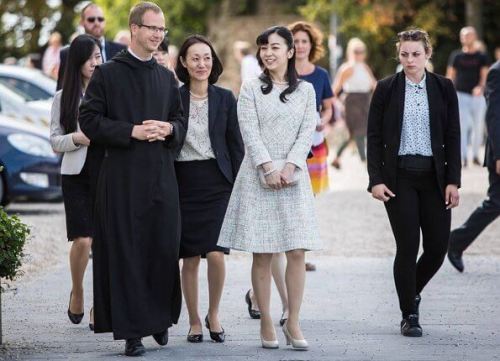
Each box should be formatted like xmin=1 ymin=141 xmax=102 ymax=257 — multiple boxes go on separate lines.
xmin=79 ymin=50 xmax=186 ymax=340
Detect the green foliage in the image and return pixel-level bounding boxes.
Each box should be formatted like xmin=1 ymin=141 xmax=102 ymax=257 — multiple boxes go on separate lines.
xmin=0 ymin=208 xmax=29 ymax=283
xmin=95 ymin=0 xmax=221 ymax=46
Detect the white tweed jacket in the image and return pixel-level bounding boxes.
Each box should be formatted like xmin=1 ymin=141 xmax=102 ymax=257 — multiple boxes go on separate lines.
xmin=218 ymin=78 xmax=321 ymax=253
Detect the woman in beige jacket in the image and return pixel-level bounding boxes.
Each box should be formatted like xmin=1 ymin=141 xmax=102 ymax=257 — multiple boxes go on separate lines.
xmin=50 ymin=34 xmax=101 ymax=330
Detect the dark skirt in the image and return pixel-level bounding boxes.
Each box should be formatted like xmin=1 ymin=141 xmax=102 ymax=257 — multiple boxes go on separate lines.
xmin=61 ymin=157 xmax=93 ymax=241
xmin=175 ymin=159 xmax=232 ymax=258
xmin=344 ymin=92 xmax=371 ymax=137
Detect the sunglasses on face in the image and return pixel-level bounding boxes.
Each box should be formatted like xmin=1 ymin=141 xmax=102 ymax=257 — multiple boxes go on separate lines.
xmin=86 ymin=17 xmax=105 ymax=23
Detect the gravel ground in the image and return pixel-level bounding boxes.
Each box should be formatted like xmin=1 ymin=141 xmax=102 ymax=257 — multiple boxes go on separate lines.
xmin=1 ymin=145 xmax=499 ymax=360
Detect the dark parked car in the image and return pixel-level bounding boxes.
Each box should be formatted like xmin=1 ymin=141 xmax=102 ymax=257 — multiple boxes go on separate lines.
xmin=0 ymin=114 xmax=61 ymax=206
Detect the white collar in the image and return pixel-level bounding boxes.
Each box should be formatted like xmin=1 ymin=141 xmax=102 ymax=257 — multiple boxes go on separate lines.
xmin=405 ymin=73 xmax=426 ymax=88
xmin=127 ymin=47 xmax=153 ymax=61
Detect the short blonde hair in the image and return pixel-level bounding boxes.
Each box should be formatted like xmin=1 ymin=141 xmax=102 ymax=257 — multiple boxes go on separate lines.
xmin=129 ymin=1 xmax=162 ymax=27
xmin=346 ymin=38 xmax=367 ymax=62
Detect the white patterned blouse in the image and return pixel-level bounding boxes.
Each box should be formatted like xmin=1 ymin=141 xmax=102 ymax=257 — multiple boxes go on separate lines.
xmin=217 ymin=78 xmax=321 ymax=253
xmin=398 ymin=75 xmax=433 ymax=156
xmin=177 ymin=98 xmax=215 ymax=161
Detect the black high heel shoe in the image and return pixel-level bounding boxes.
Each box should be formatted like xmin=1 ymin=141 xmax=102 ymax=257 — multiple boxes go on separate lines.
xmin=245 ymin=289 xmax=261 ymax=319
xmin=187 ymin=327 xmax=203 ymax=343
xmin=205 ymin=315 xmax=225 ymax=343
xmin=67 ymin=291 xmax=84 ymax=324
xmin=89 ymin=307 xmax=94 ymax=331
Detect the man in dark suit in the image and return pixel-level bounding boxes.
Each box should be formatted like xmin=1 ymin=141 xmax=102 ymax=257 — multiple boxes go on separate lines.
xmin=448 ymin=60 xmax=500 ymax=272
xmin=57 ymin=3 xmax=126 ymax=90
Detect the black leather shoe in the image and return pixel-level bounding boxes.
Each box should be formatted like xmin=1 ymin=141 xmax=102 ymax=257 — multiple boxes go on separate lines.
xmin=415 ymin=294 xmax=421 ymax=316
xmin=245 ymin=289 xmax=261 ymax=319
xmin=125 ymin=338 xmax=145 ymax=357
xmin=401 ymin=314 xmax=422 ymax=337
xmin=67 ymin=292 xmax=84 ymax=324
xmin=152 ymin=329 xmax=168 ymax=346
xmin=187 ymin=328 xmax=203 ymax=343
xmin=448 ymin=249 xmax=464 ymax=272
xmin=205 ymin=315 xmax=225 ymax=343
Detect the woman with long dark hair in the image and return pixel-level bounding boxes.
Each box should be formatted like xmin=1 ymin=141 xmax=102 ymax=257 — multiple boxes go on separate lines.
xmin=218 ymin=26 xmax=320 ymax=350
xmin=367 ymin=29 xmax=460 ymax=336
xmin=50 ymin=34 xmax=102 ymax=329
xmin=174 ymin=35 xmax=244 ymax=344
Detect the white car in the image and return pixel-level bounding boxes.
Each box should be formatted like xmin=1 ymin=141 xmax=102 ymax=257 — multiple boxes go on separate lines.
xmin=0 ymin=82 xmax=52 ymax=128
xmin=0 ymin=64 xmax=56 ymax=101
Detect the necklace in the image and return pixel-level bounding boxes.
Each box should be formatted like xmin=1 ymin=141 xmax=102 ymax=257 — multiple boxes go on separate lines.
xmin=189 ymin=90 xmax=208 ymax=99
xmin=271 ymin=80 xmax=288 ymax=85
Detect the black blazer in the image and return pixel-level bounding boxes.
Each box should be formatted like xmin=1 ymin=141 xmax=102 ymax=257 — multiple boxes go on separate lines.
xmin=179 ymin=84 xmax=244 ymax=184
xmin=367 ymin=71 xmax=461 ymax=196
xmin=57 ymin=40 xmax=126 ymax=90
xmin=484 ymin=61 xmax=500 ymax=169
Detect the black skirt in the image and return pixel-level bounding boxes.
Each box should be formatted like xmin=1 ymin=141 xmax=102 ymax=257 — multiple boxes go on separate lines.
xmin=61 ymin=157 xmax=93 ymax=241
xmin=175 ymin=159 xmax=232 ymax=258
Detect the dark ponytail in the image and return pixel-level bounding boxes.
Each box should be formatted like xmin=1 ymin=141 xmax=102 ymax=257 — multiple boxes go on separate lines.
xmin=256 ymin=26 xmax=299 ymax=103
xmin=60 ymin=34 xmax=101 ymax=134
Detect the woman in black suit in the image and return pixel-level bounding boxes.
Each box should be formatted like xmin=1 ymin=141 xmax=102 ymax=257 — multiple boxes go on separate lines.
xmin=175 ymin=35 xmax=244 ymax=344
xmin=367 ymin=29 xmax=461 ymax=337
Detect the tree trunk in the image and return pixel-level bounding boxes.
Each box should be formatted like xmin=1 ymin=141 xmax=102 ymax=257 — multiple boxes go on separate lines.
xmin=465 ymin=0 xmax=483 ymax=38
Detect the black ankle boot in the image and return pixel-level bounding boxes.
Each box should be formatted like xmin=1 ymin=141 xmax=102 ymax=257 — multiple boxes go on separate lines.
xmin=401 ymin=314 xmax=422 ymax=337
xmin=152 ymin=329 xmax=168 ymax=346
xmin=415 ymin=294 xmax=421 ymax=316
xmin=125 ymin=338 xmax=145 ymax=357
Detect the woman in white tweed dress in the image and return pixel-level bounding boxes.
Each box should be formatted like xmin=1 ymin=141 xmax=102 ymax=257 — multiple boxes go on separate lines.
xmin=218 ymin=26 xmax=320 ymax=350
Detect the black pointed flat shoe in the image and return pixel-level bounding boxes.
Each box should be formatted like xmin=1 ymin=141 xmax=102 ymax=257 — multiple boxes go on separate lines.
xmin=67 ymin=292 xmax=84 ymax=324
xmin=245 ymin=289 xmax=261 ymax=319
xmin=152 ymin=329 xmax=168 ymax=346
xmin=187 ymin=327 xmax=203 ymax=343
xmin=125 ymin=338 xmax=145 ymax=357
xmin=205 ymin=315 xmax=225 ymax=343
xmin=448 ymin=249 xmax=464 ymax=272
xmin=88 ymin=307 xmax=94 ymax=331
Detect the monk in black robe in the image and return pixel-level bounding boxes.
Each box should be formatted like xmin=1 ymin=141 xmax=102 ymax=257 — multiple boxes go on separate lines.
xmin=79 ymin=2 xmax=186 ymax=356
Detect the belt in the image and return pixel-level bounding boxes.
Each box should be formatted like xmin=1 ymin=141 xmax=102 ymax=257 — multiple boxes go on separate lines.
xmin=397 ymin=155 xmax=434 ymax=171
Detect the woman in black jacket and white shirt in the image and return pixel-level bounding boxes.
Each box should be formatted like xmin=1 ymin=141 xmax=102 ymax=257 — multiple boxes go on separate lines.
xmin=367 ymin=29 xmax=460 ymax=337
xmin=50 ymin=34 xmax=102 ymax=329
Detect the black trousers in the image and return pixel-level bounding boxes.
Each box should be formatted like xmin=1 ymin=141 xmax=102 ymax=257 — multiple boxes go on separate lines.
xmin=385 ymin=169 xmax=451 ymax=317
xmin=449 ymin=167 xmax=500 ymax=253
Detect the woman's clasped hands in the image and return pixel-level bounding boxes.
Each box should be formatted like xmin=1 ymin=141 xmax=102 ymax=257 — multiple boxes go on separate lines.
xmin=262 ymin=162 xmax=297 ymax=190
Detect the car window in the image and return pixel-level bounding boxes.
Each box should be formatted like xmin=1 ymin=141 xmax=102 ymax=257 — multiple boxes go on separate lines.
xmin=0 ymin=76 xmax=52 ymax=101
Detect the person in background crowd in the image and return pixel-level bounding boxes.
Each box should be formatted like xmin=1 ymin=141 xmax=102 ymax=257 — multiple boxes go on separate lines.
xmin=332 ymin=37 xmax=376 ymax=169
xmin=367 ymin=29 xmax=460 ymax=337
xmin=42 ymin=31 xmax=63 ymax=79
xmin=233 ymin=40 xmax=262 ymax=84
xmin=448 ymin=59 xmax=500 ymax=272
xmin=57 ymin=2 xmax=126 ymax=90
xmin=446 ymin=26 xmax=489 ymax=167
xmin=49 ymin=34 xmax=102 ymax=331
xmin=153 ymin=37 xmax=172 ymax=70
xmin=495 ymin=46 xmax=500 ymax=62
xmin=79 ymin=2 xmax=186 ymax=356
xmin=175 ymin=35 xmax=244 ymax=344
xmin=114 ymin=29 xmax=132 ymax=47
xmin=218 ymin=26 xmax=320 ymax=350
